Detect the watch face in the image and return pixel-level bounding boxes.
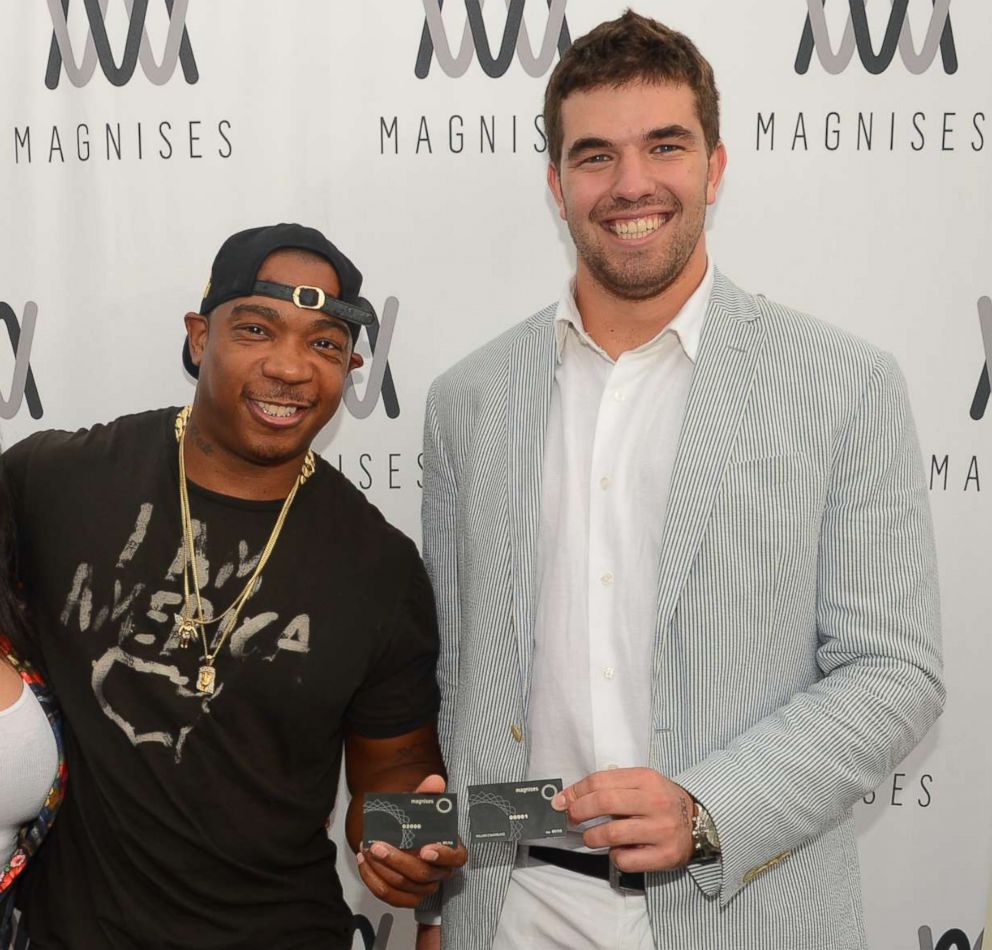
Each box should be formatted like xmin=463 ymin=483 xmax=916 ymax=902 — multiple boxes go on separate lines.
xmin=706 ymin=820 xmax=721 ymax=849
xmin=695 ymin=805 xmax=721 ymax=852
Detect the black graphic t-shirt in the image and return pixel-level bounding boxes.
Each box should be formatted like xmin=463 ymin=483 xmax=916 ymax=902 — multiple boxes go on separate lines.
xmin=4 ymin=408 xmax=440 ymax=949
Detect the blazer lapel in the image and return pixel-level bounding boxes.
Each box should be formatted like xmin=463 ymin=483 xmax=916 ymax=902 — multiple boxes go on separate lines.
xmin=653 ymin=273 xmax=765 ymax=670
xmin=506 ymin=312 xmax=557 ymax=719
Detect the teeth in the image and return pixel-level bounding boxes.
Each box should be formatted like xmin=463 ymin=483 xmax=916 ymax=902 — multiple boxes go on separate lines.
xmin=255 ymin=401 xmax=299 ymax=418
xmin=610 ymin=215 xmax=664 ymax=239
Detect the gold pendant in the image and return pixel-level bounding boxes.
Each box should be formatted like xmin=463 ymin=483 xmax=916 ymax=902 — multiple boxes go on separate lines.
xmin=196 ymin=665 xmax=217 ymax=694
xmin=175 ymin=614 xmax=199 ymax=649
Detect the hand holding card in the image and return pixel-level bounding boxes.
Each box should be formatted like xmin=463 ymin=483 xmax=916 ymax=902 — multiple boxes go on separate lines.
xmin=363 ymin=791 xmax=459 ymax=850
xmin=356 ymin=774 xmax=468 ymax=910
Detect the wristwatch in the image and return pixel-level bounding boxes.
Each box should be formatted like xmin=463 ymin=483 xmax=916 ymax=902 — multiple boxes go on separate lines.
xmin=691 ymin=801 xmax=721 ymax=863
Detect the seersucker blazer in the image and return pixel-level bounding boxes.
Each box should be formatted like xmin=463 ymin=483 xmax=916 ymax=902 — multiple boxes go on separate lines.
xmin=420 ymin=270 xmax=943 ymax=950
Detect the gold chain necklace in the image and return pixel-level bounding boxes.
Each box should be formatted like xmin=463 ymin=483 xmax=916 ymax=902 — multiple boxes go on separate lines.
xmin=174 ymin=406 xmax=315 ymax=694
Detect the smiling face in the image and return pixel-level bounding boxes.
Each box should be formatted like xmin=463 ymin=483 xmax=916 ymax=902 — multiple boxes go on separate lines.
xmin=183 ymin=249 xmax=363 ymax=480
xmin=548 ymin=80 xmax=726 ymax=302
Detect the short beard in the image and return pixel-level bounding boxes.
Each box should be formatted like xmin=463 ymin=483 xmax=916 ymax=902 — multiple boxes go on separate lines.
xmin=567 ymin=196 xmax=704 ymax=302
xmin=245 ymin=440 xmax=309 ymax=468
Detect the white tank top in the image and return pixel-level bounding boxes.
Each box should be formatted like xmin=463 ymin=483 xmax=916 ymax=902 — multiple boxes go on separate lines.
xmin=0 ymin=679 xmax=59 ymax=868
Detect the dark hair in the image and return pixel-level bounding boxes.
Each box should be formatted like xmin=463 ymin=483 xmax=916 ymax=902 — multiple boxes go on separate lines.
xmin=543 ymin=9 xmax=721 ymax=166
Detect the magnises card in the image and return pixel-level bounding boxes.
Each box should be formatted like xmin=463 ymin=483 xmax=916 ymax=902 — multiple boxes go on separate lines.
xmin=362 ymin=793 xmax=459 ymax=850
xmin=467 ymin=779 xmax=567 ymax=843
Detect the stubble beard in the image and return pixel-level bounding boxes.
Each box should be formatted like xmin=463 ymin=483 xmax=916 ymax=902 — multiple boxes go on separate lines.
xmin=567 ymin=195 xmax=705 ymax=302
xmin=239 ymin=384 xmax=328 ymax=468
xmin=245 ymin=440 xmax=303 ymax=466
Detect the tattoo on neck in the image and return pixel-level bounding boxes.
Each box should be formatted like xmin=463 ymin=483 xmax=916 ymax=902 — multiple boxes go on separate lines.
xmin=189 ymin=419 xmax=214 ymax=456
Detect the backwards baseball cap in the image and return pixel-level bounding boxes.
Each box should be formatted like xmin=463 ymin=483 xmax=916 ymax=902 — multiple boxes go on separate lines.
xmin=182 ymin=222 xmax=374 ymax=378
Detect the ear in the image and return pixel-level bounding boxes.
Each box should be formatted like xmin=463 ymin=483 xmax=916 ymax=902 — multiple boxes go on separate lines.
xmin=184 ymin=312 xmax=208 ymax=370
xmin=348 ymin=350 xmax=364 ymax=372
xmin=705 ymin=142 xmax=728 ymax=206
xmin=547 ymin=162 xmax=567 ymax=221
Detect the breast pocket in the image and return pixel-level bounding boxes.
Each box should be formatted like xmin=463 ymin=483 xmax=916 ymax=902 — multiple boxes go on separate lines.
xmin=715 ymin=452 xmax=823 ymax=570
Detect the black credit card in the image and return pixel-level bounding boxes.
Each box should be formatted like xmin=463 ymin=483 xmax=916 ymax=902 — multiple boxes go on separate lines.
xmin=467 ymin=779 xmax=567 ymax=843
xmin=362 ymin=793 xmax=459 ymax=849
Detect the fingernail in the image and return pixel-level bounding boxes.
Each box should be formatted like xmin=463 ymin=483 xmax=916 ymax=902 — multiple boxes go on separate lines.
xmin=355 ymin=851 xmax=365 ymax=865
xmin=371 ymin=843 xmax=389 ymax=859
xmin=422 ymin=849 xmax=439 ymax=862
xmin=552 ymin=793 xmax=566 ymax=810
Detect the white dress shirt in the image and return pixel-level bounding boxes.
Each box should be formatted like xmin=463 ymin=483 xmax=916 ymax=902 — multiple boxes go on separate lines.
xmin=526 ymin=261 xmax=714 ymax=851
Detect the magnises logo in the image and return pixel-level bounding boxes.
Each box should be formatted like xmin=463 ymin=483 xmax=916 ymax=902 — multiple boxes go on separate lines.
xmin=0 ymin=302 xmax=44 ymax=420
xmin=45 ymin=0 xmax=198 ymax=89
xmin=917 ymin=924 xmax=984 ymax=950
xmin=796 ymin=0 xmax=957 ymax=75
xmin=343 ymin=297 xmax=400 ymax=420
xmin=350 ymin=912 xmax=393 ymax=950
xmin=416 ymin=0 xmax=571 ymax=79
xmin=970 ymin=296 xmax=991 ymax=422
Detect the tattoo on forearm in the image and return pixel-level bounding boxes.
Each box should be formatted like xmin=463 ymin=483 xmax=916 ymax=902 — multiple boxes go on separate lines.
xmin=389 ymin=741 xmax=435 ymax=769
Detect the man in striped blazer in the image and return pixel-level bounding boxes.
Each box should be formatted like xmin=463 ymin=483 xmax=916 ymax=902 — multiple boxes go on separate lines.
xmin=416 ymin=11 xmax=942 ymax=950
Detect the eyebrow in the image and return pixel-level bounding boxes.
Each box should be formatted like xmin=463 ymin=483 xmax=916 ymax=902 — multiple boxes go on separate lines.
xmin=566 ymin=136 xmax=613 ymax=161
xmin=230 ymin=303 xmax=282 ymax=322
xmin=645 ymin=124 xmax=696 ymax=143
xmin=566 ymin=125 xmax=698 ymax=161
xmin=307 ymin=316 xmax=350 ymax=336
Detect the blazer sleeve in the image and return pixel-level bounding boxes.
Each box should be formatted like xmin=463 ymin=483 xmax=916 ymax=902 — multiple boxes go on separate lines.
xmin=417 ymin=381 xmax=462 ymax=920
xmin=674 ymin=350 xmax=944 ymax=905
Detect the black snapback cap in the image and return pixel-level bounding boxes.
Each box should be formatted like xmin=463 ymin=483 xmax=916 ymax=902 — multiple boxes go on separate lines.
xmin=183 ymin=223 xmax=371 ymax=378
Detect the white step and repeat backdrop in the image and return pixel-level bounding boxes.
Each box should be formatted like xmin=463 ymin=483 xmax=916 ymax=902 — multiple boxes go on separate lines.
xmin=1 ymin=2 xmax=989 ymax=948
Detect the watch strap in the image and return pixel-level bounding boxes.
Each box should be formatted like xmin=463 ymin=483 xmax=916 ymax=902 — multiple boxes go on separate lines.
xmin=252 ymin=279 xmax=374 ymax=326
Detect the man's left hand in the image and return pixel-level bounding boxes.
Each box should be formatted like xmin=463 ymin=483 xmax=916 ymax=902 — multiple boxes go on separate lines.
xmin=553 ymin=768 xmax=696 ymax=872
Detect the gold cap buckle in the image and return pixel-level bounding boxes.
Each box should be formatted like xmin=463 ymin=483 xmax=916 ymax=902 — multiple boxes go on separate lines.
xmin=292 ymin=285 xmax=326 ymax=310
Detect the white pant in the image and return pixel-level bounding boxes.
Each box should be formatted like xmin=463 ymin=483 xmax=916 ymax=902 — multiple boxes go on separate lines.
xmin=491 ymin=849 xmax=654 ymax=950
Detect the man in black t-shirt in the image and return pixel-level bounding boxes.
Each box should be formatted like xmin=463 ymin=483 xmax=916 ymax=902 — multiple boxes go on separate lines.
xmin=5 ymin=223 xmax=466 ymax=949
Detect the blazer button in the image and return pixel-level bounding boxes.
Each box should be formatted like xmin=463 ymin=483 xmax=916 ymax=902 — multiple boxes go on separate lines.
xmin=510 ymin=724 xmax=523 ymax=743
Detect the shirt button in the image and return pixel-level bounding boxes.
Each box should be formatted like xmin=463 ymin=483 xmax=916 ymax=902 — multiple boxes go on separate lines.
xmin=612 ymin=389 xmax=625 ymax=402
xmin=606 ymin=763 xmax=619 ymax=770
xmin=599 ymin=476 xmax=610 ymax=490
xmin=601 ymin=572 xmax=614 ymax=587
xmin=603 ymin=666 xmax=615 ymax=680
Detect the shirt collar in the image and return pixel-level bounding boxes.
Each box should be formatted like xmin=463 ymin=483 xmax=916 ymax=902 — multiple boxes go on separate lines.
xmin=553 ymin=258 xmax=714 ymax=364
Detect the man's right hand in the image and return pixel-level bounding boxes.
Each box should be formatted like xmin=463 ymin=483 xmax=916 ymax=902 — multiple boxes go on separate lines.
xmin=356 ymin=774 xmax=468 ymax=908
xmin=416 ymin=923 xmax=441 ymax=950
xmin=357 ymin=838 xmax=464 ymax=908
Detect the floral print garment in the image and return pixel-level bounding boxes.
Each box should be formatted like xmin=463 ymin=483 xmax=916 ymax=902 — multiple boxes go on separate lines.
xmin=0 ymin=635 xmax=65 ymax=943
